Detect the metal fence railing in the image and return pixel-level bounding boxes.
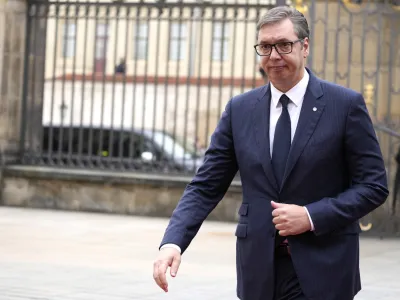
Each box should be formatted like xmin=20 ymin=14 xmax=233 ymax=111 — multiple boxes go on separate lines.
xmin=20 ymin=0 xmax=274 ymax=174
xmin=19 ymin=0 xmax=400 ymax=177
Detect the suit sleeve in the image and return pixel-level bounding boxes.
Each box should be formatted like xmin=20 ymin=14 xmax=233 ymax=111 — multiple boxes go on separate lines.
xmin=306 ymin=93 xmax=389 ymax=236
xmin=159 ymin=99 xmax=238 ymax=253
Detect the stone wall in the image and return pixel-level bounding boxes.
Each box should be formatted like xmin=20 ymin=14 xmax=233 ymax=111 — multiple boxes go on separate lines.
xmin=0 ymin=165 xmax=397 ymax=237
xmin=0 ymin=165 xmax=244 ymax=222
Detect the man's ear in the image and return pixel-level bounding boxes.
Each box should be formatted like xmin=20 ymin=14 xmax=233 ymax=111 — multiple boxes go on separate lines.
xmin=303 ymin=37 xmax=310 ymax=58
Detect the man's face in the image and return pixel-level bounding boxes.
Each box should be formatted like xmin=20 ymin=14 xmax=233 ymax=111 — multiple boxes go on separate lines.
xmin=257 ymin=18 xmax=309 ymax=91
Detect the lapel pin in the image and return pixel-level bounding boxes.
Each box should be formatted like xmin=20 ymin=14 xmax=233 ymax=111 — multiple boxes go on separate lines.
xmin=313 ymin=107 xmax=317 ymax=111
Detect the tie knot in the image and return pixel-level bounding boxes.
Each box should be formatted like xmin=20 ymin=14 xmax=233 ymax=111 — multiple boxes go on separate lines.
xmin=279 ymin=94 xmax=290 ymax=108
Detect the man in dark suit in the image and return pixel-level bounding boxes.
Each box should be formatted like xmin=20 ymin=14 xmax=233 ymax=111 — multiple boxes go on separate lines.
xmin=153 ymin=6 xmax=388 ymax=300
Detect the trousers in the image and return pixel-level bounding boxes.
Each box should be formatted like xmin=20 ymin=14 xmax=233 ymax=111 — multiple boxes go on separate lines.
xmin=274 ymin=253 xmax=307 ymax=300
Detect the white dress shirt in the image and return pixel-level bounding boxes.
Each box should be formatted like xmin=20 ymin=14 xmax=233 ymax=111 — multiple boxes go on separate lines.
xmin=162 ymin=69 xmax=314 ymax=254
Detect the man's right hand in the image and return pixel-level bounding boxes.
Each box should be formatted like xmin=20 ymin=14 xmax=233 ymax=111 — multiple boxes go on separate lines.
xmin=153 ymin=247 xmax=181 ymax=292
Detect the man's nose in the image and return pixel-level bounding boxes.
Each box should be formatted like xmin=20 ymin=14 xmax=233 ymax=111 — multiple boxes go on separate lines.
xmin=269 ymin=46 xmax=281 ymax=60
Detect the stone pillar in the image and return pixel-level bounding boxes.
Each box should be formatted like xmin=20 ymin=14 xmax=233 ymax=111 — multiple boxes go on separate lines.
xmin=0 ymin=1 xmax=3 ymax=97
xmin=0 ymin=0 xmax=27 ymax=163
xmin=0 ymin=0 xmax=45 ymax=164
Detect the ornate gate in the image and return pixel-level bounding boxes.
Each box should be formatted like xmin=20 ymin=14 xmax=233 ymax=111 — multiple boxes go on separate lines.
xmin=302 ymin=0 xmax=400 ymax=234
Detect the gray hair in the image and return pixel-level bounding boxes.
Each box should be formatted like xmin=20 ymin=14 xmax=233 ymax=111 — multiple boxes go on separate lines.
xmin=256 ymin=6 xmax=310 ymax=40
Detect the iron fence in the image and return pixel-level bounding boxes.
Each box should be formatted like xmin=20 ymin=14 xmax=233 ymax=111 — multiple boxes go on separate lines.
xmin=304 ymin=0 xmax=400 ymax=223
xmin=20 ymin=0 xmax=400 ymax=179
xmin=21 ymin=0 xmax=275 ymax=174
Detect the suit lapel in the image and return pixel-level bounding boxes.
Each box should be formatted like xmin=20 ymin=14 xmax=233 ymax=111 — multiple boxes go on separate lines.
xmin=280 ymin=72 xmax=325 ymax=190
xmin=252 ymin=84 xmax=279 ymax=192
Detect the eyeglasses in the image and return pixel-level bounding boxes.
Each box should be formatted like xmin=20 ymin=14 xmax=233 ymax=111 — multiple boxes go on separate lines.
xmin=254 ymin=39 xmax=303 ymax=56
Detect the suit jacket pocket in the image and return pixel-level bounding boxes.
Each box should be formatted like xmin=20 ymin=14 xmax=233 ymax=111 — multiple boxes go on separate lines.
xmin=238 ymin=203 xmax=249 ymax=216
xmin=235 ymin=224 xmax=248 ymax=238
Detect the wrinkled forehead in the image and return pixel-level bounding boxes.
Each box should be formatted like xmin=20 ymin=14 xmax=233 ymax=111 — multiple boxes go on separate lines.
xmin=257 ymin=19 xmax=298 ymax=43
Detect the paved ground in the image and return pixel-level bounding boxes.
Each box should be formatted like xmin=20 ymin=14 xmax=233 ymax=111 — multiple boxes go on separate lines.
xmin=0 ymin=207 xmax=399 ymax=300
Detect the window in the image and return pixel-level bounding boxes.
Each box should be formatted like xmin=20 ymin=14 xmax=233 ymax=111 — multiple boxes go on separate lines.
xmin=212 ymin=22 xmax=229 ymax=61
xmin=135 ymin=23 xmax=148 ymax=60
xmin=169 ymin=23 xmax=187 ymax=61
xmin=93 ymin=23 xmax=109 ymax=73
xmin=63 ymin=23 xmax=76 ymax=58
xmin=95 ymin=23 xmax=108 ymax=60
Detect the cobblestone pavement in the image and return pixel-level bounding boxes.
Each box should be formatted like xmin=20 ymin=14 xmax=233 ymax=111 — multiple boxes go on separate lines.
xmin=0 ymin=207 xmax=399 ymax=300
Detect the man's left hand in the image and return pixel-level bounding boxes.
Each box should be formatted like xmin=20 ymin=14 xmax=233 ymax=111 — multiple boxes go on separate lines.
xmin=271 ymin=201 xmax=311 ymax=236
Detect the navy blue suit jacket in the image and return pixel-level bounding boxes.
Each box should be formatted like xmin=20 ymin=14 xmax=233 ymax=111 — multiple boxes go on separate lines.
xmin=160 ymin=69 xmax=389 ymax=300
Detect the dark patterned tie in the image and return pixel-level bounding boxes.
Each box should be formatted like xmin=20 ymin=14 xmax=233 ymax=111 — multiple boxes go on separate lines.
xmin=272 ymin=94 xmax=291 ymax=247
xmin=271 ymin=94 xmax=291 ymax=189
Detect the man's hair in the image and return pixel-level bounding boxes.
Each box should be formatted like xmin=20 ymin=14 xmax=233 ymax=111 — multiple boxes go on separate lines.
xmin=256 ymin=6 xmax=310 ymax=40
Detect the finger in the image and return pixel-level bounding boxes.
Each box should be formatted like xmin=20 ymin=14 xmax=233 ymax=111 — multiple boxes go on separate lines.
xmin=170 ymin=256 xmax=181 ymax=277
xmin=153 ymin=262 xmax=164 ymax=290
xmin=157 ymin=262 xmax=170 ymax=292
xmin=153 ymin=263 xmax=166 ymax=292
xmin=275 ymin=223 xmax=286 ymax=231
xmin=278 ymin=230 xmax=289 ymax=236
xmin=271 ymin=201 xmax=286 ymax=209
xmin=272 ymin=216 xmax=282 ymax=224
xmin=271 ymin=208 xmax=283 ymax=217
xmin=273 ymin=214 xmax=288 ymax=223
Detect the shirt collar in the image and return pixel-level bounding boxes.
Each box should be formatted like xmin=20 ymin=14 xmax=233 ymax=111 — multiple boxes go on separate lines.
xmin=270 ymin=69 xmax=310 ymax=108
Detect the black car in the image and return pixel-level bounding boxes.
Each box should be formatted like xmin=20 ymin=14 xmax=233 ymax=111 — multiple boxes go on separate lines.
xmin=41 ymin=125 xmax=205 ymax=173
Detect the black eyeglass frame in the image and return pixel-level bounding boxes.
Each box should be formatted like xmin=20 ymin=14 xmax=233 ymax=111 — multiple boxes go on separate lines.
xmin=254 ymin=39 xmax=304 ymax=56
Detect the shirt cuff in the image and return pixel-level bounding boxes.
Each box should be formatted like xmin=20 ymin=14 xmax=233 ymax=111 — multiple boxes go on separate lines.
xmin=304 ymin=207 xmax=315 ymax=231
xmin=160 ymin=243 xmax=182 ymax=254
